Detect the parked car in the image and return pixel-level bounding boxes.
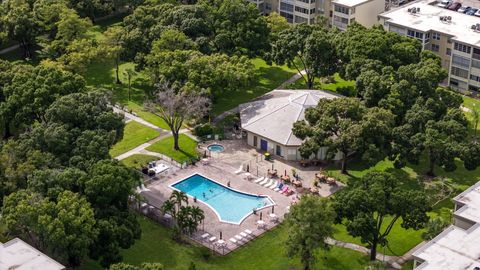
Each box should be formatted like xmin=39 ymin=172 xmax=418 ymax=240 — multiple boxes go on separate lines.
xmin=458 ymin=6 xmax=471 ymax=13
xmin=447 ymin=2 xmax=461 ymax=10
xmin=467 ymin=8 xmax=478 ymax=15
xmin=437 ymin=0 xmax=451 ymax=8
xmin=475 ymin=9 xmax=480 ymax=16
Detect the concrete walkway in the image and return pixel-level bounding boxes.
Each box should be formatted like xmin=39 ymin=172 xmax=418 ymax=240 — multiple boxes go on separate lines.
xmin=276 ymin=69 xmax=306 ymax=89
xmin=112 ymin=107 xmax=164 ymax=132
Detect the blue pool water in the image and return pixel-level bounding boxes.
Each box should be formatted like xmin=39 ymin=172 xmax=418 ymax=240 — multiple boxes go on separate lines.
xmin=207 ymin=144 xmax=225 ymax=152
xmin=171 ymin=174 xmax=274 ymax=224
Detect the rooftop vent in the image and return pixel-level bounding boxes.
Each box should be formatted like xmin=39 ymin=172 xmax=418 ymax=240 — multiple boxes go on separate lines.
xmin=439 ymin=16 xmax=452 ymax=22
xmin=472 ymin=24 xmax=480 ymax=32
xmin=407 ymin=7 xmax=420 ymax=14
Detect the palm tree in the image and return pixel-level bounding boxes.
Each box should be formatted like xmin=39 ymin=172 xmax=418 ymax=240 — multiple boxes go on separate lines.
xmin=189 ymin=206 xmax=205 ymax=233
xmin=161 ymin=199 xmax=176 ymax=219
xmin=170 ymin=190 xmax=188 ymax=212
xmin=123 ymin=68 xmax=137 ymax=101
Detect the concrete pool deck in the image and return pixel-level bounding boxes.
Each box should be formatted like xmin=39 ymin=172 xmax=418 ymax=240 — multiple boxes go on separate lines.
xmin=140 ymin=160 xmax=293 ymax=253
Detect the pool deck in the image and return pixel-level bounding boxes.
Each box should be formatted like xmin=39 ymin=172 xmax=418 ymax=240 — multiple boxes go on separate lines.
xmin=140 ymin=160 xmax=293 ymax=254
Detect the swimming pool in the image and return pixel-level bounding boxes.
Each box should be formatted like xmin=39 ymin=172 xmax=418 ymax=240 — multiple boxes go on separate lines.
xmin=207 ymin=144 xmax=225 ymax=153
xmin=170 ymin=174 xmax=274 ymax=224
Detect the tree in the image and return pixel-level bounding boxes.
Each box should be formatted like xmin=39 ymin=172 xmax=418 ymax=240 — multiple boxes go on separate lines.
xmin=101 ymin=26 xmax=125 ymax=84
xmin=147 ymin=83 xmax=210 ymax=150
xmin=333 ymin=172 xmax=430 ymax=260
xmin=285 ymin=195 xmax=335 ymax=270
xmin=2 ymin=190 xmax=97 ymax=267
xmin=0 ymin=63 xmax=85 ymax=138
xmin=292 ymin=98 xmax=394 ymax=174
xmin=265 ymin=12 xmax=289 ymax=43
xmin=123 ymin=68 xmax=137 ymax=100
xmin=152 ymin=28 xmax=197 ymax=52
xmin=472 ymin=105 xmax=479 ymax=141
xmin=422 ymin=217 xmax=448 ymax=241
xmin=270 ymin=24 xmax=337 ymax=89
xmin=170 ymin=190 xmax=189 ymax=212
xmin=109 ymin=263 xmax=164 ymax=270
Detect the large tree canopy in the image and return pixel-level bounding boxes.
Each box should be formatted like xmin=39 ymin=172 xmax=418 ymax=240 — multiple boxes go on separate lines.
xmin=333 ymin=172 xmax=430 ymax=260
xmin=293 ymin=97 xmax=394 ymax=174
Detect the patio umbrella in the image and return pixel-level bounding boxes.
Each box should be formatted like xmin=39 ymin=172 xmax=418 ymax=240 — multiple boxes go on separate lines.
xmin=272 ymin=206 xmax=275 ymax=214
xmin=284 ymin=169 xmax=287 ymax=176
xmin=260 ymin=212 xmax=263 ymax=220
xmin=247 ymin=165 xmax=250 ymax=172
xmin=271 ymin=164 xmax=274 ymax=170
xmin=220 ymin=231 xmax=223 ymax=240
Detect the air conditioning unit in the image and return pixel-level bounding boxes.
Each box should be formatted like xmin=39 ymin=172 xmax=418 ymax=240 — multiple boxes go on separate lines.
xmin=447 ymin=16 xmax=452 ymax=21
xmin=417 ymin=7 xmax=420 ymax=12
xmin=439 ymin=16 xmax=445 ymax=21
xmin=472 ymin=24 xmax=477 ymax=30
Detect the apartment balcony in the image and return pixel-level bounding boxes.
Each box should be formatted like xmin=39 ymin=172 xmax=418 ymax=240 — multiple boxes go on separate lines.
xmin=332 ymin=20 xmax=348 ymax=30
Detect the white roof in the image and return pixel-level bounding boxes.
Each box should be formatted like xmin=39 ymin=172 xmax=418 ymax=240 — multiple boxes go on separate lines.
xmin=380 ymin=0 xmax=480 ymax=46
xmin=454 ymin=181 xmax=480 ymax=224
xmin=333 ymin=0 xmax=374 ymax=7
xmin=0 ymin=238 xmax=65 ymax=270
xmin=413 ymin=224 xmax=480 ymax=270
xmin=239 ymin=90 xmax=339 ymax=146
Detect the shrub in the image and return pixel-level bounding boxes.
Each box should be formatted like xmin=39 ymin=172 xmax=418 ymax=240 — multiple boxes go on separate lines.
xmin=336 ymin=86 xmax=356 ymax=97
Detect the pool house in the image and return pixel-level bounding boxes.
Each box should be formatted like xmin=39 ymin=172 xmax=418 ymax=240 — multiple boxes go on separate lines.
xmin=239 ymin=90 xmax=341 ymax=161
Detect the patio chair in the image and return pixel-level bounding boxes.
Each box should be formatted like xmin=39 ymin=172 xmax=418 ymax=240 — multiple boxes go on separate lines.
xmin=273 ymin=183 xmax=284 ymax=192
xmin=240 ymin=232 xmax=248 ymax=238
xmin=229 ymin=238 xmax=238 ymax=244
xmin=268 ymin=181 xmax=278 ymax=189
xmin=263 ymin=178 xmax=273 ymax=187
xmin=280 ymin=186 xmax=289 ymax=194
xmin=209 ymin=236 xmax=217 ymax=242
xmin=244 ymin=229 xmax=253 ymax=235
xmin=259 ymin=178 xmax=269 ymax=185
xmin=254 ymin=177 xmax=264 ymax=183
xmin=234 ymin=166 xmax=243 ymax=174
xmin=235 ymin=235 xmax=243 ymax=241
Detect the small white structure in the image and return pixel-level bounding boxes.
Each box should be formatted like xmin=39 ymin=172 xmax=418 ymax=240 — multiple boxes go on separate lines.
xmin=0 ymin=238 xmax=65 ymax=270
xmin=412 ymin=181 xmax=480 ymax=269
xmin=239 ymin=89 xmax=341 ymax=161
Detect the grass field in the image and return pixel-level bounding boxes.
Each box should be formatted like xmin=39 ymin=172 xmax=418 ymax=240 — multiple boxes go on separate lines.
xmin=286 ymin=73 xmax=355 ymax=92
xmin=121 ymin=154 xmax=159 ymax=169
xmin=146 ymin=134 xmax=198 ymax=163
xmin=109 ymin=121 xmax=159 ymax=157
xmin=211 ymin=58 xmax=296 ymax=115
xmin=81 ymin=215 xmax=370 ymax=270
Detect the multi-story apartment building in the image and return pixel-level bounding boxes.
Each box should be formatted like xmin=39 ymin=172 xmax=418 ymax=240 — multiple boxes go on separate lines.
xmin=412 ymin=181 xmax=480 ymax=269
xmin=256 ymin=0 xmax=384 ymax=27
xmin=379 ymin=0 xmax=480 ymax=92
xmin=331 ymin=0 xmax=386 ymax=30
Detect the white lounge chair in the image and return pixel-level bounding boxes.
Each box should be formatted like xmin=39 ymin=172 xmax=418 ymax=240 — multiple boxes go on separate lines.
xmin=201 ymin=233 xmax=210 ymax=240
xmin=244 ymin=229 xmax=253 ymax=235
xmin=259 ymin=178 xmax=269 ymax=185
xmin=240 ymin=232 xmax=248 ymax=238
xmin=270 ymin=181 xmax=278 ymax=189
xmin=234 ymin=166 xmax=243 ymax=174
xmin=263 ymin=179 xmax=273 ymax=187
xmin=254 ymin=177 xmax=264 ymax=183
xmin=209 ymin=236 xmax=217 ymax=242
xmin=235 ymin=235 xmax=243 ymax=240
xmin=229 ymin=238 xmax=237 ymax=244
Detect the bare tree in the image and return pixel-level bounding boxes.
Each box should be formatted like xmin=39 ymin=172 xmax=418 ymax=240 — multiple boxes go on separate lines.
xmin=147 ymin=83 xmax=210 ymax=150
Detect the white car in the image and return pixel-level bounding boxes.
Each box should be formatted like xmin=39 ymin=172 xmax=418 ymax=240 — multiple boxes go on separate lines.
xmin=437 ymin=0 xmax=451 ymax=8
xmin=457 ymin=6 xmax=470 ymax=13
xmin=475 ymin=9 xmax=480 ymax=17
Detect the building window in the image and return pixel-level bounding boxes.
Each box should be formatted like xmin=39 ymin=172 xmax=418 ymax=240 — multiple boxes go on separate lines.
xmin=351 ymin=7 xmax=355 ymax=14
xmin=451 ymin=66 xmax=469 ymax=79
xmin=295 ymin=6 xmax=309 ymax=14
xmin=334 ymin=5 xmax=349 ymax=14
xmin=265 ymin=3 xmax=271 ymax=10
xmin=470 ymin=74 xmax=480 ymax=82
xmin=276 ymin=145 xmax=282 ymax=156
xmin=280 ymin=2 xmax=294 ymax=12
xmin=450 ymin=78 xmax=459 ymax=86
xmin=432 ymin=32 xmax=441 ymax=40
xmin=472 ymin=59 xmax=480 ymax=69
xmin=407 ymin=29 xmax=423 ymax=41
xmin=253 ymin=136 xmax=257 ymax=147
xmin=446 ymin=48 xmax=451 ymax=56
xmin=452 ymin=54 xmax=470 ymax=69
xmin=431 ymin=44 xmax=440 ymax=52
xmin=473 ymin=48 xmax=480 ymax=60
xmin=454 ymin=43 xmax=472 ymax=54
xmin=294 ymin=15 xmax=308 ymax=23
xmin=310 ymin=8 xmax=316 ymax=14
xmin=333 ymin=15 xmax=348 ymax=24
xmin=280 ymin=11 xmax=294 ymax=22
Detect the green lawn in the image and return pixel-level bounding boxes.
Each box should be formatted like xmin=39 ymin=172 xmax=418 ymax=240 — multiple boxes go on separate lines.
xmin=146 ymin=134 xmax=198 ymax=163
xmin=121 ymin=154 xmax=159 ymax=169
xmin=211 ymin=58 xmax=296 ymax=115
xmin=110 ymin=121 xmax=159 ymax=157
xmin=81 ymin=215 xmax=370 ymax=270
xmin=286 ymin=73 xmax=355 ymax=92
